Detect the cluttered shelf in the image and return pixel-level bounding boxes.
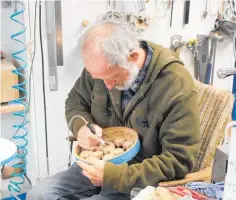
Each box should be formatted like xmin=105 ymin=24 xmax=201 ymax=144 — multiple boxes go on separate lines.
xmin=1 ymin=103 xmax=25 ymax=114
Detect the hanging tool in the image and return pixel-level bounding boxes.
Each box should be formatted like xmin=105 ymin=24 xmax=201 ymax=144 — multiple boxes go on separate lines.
xmin=202 ymin=1 xmax=208 ymax=19
xmin=217 ymin=68 xmax=236 ymax=78
xmin=169 ymin=34 xmax=188 ymax=57
xmin=183 ymin=0 xmax=190 ymax=26
xmin=222 ymin=0 xmax=236 ymax=20
xmin=82 ymin=19 xmax=90 ymax=27
xmin=108 ymin=0 xmax=116 ymax=11
xmin=102 ymin=11 xmax=123 ymax=20
xmin=170 ymin=35 xmax=201 ymax=80
xmin=170 ymin=0 xmax=175 ymax=27
xmin=196 ymin=35 xmax=209 ymax=83
xmin=54 ymin=0 xmax=63 ymax=66
xmin=228 ymin=0 xmax=236 ymax=17
xmin=205 ymin=33 xmax=223 ymax=84
xmin=45 ymin=1 xmax=58 ymax=91
xmin=166 ymin=0 xmax=172 ymax=10
xmin=171 ymin=36 xmax=202 ymax=81
xmin=170 ymin=34 xmax=185 ymax=50
xmin=213 ymin=19 xmax=236 ymax=37
xmin=214 ymin=14 xmax=236 ymax=120
xmin=135 ymin=0 xmax=146 ymax=12
xmin=188 ymin=39 xmax=200 ymax=80
xmin=154 ymin=0 xmax=167 ymax=20
xmin=129 ymin=13 xmax=150 ymax=32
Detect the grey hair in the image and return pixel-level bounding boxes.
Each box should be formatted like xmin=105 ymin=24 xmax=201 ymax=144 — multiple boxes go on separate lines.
xmin=78 ymin=18 xmax=139 ymax=67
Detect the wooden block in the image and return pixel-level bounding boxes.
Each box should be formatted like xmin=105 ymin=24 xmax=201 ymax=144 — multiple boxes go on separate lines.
xmin=82 ymin=19 xmax=89 ymax=27
xmin=1 ymin=166 xmax=23 ymax=179
xmin=0 ymin=59 xmax=19 ymax=103
xmin=0 ymin=103 xmax=25 ymax=114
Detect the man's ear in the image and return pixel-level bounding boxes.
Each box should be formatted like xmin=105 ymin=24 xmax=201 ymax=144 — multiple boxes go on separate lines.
xmin=127 ymin=52 xmax=139 ymax=63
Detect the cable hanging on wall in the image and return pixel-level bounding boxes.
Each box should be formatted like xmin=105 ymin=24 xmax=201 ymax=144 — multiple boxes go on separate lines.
xmin=8 ymin=1 xmax=29 ymax=199
xmin=154 ymin=0 xmax=167 ymax=19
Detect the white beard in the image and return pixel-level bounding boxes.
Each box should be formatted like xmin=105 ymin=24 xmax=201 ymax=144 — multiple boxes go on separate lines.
xmin=115 ymin=63 xmax=140 ymax=91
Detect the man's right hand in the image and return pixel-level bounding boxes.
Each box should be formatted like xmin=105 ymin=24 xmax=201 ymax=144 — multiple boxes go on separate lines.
xmin=76 ymin=124 xmax=102 ymax=150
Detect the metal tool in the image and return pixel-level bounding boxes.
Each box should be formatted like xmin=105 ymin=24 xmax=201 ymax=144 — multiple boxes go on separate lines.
xmin=202 ymin=1 xmax=208 ymax=19
xmin=170 ymin=34 xmax=186 ymax=50
xmin=108 ymin=0 xmax=116 ymax=11
xmin=135 ymin=0 xmax=146 ymax=12
xmin=45 ymin=1 xmax=58 ymax=91
xmin=86 ymin=123 xmax=105 ymax=146
xmin=154 ymin=0 xmax=167 ymax=20
xmin=102 ymin=11 xmax=123 ymax=20
xmin=183 ymin=0 xmax=190 ymax=26
xmin=197 ymin=35 xmax=209 ymax=82
xmin=54 ymin=0 xmax=63 ymax=66
xmin=228 ymin=0 xmax=236 ymax=17
xmin=129 ymin=13 xmax=150 ymax=32
xmin=214 ymin=19 xmax=236 ymax=38
xmin=217 ymin=68 xmax=236 ymax=78
xmin=215 ymin=17 xmax=236 ymax=122
xmin=193 ymin=56 xmax=200 ymax=81
xmin=170 ymin=35 xmax=202 ymax=80
xmin=170 ymin=0 xmax=174 ymax=27
xmin=205 ymin=33 xmax=223 ymax=84
xmin=187 ymin=39 xmax=200 ymax=80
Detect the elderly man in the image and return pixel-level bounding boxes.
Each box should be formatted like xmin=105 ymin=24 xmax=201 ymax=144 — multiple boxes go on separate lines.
xmin=26 ymin=19 xmax=200 ymax=200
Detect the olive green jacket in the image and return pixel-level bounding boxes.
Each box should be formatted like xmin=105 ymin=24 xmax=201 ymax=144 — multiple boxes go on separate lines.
xmin=65 ymin=42 xmax=200 ymax=194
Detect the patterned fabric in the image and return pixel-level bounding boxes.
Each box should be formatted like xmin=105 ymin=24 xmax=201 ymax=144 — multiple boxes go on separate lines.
xmin=192 ymin=81 xmax=234 ymax=172
xmin=121 ymin=41 xmax=153 ymax=112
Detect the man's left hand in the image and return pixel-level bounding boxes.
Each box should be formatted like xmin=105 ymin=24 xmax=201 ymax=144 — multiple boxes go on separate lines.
xmin=77 ymin=158 xmax=105 ymax=187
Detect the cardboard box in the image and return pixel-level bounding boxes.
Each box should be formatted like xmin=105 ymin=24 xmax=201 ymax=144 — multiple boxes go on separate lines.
xmin=0 ymin=58 xmax=19 ymax=103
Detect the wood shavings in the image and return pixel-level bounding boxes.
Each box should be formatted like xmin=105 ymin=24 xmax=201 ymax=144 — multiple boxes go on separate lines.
xmin=123 ymin=140 xmax=134 ymax=150
xmin=102 ymin=154 xmax=114 ymax=160
xmin=92 ymin=151 xmax=103 ymax=159
xmin=78 ymin=128 xmax=138 ymax=162
xmin=113 ymin=148 xmax=125 ymax=156
xmin=114 ymin=138 xmax=126 ymax=147
xmin=79 ymin=150 xmax=92 ymax=160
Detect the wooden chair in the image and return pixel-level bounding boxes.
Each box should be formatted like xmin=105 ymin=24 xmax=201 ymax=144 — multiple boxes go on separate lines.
xmin=158 ymin=81 xmax=234 ymax=187
xmin=67 ymin=81 xmax=234 ymax=187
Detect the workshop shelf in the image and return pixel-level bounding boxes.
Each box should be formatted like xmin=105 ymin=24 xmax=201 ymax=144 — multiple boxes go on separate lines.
xmin=0 ymin=103 xmax=25 ymax=114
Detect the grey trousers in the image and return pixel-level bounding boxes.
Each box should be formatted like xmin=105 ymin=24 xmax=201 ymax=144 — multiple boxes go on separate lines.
xmin=26 ymin=163 xmax=130 ymax=200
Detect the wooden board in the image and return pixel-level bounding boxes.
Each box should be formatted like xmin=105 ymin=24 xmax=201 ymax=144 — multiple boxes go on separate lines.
xmin=1 ymin=103 xmax=25 ymax=114
xmin=1 ymin=58 xmax=19 ymax=103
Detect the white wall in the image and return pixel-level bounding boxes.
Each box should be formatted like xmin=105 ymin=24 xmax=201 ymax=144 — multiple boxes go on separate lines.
xmin=42 ymin=1 xmax=109 ymax=175
xmin=37 ymin=0 xmax=235 ymax=178
xmin=2 ymin=0 xmax=233 ymax=186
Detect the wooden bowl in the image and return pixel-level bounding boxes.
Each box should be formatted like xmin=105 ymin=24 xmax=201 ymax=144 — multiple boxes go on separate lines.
xmin=74 ymin=127 xmax=140 ymax=164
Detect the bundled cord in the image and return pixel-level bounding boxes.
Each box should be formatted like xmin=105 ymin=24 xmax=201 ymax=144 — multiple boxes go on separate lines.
xmin=185 ymin=182 xmax=224 ymax=200
xmin=8 ymin=1 xmax=29 ymax=199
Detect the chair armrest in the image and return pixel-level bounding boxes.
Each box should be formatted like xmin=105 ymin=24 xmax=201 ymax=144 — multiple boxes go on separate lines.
xmin=158 ymin=167 xmax=212 ymax=187
xmin=66 ymin=135 xmax=77 ymax=141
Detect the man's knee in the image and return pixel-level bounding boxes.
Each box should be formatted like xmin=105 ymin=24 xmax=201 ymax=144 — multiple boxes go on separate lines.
xmin=26 ymin=182 xmax=57 ymax=200
xmin=26 ymin=188 xmax=52 ymax=200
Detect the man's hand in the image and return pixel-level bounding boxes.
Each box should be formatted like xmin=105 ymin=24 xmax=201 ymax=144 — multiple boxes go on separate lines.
xmin=77 ymin=158 xmax=105 ymax=187
xmin=77 ymin=124 xmax=102 ymax=150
